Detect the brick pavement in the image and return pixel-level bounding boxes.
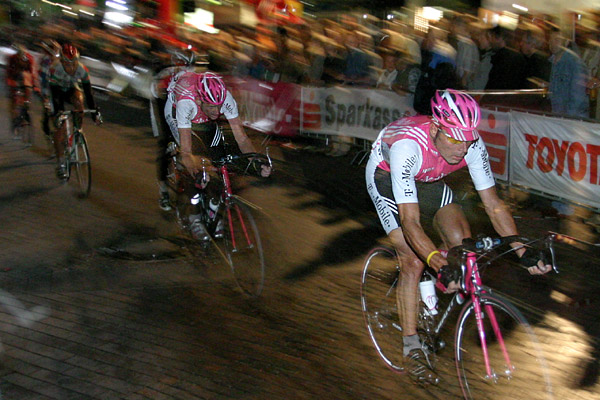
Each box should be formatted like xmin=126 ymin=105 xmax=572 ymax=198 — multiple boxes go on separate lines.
xmin=1 ymin=97 xmax=600 ymax=399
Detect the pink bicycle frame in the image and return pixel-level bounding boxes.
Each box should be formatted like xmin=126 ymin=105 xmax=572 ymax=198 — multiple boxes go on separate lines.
xmin=220 ymin=165 xmax=253 ymax=251
xmin=464 ymin=252 xmax=514 ymax=381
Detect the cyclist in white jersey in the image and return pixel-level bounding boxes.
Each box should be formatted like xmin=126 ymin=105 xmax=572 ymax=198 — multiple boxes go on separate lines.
xmin=164 ymin=71 xmax=271 ymax=240
xmin=365 ymin=89 xmax=552 ymax=382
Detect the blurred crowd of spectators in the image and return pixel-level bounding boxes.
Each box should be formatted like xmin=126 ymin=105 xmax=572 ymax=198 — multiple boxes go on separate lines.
xmin=4 ymin=9 xmax=600 ymax=120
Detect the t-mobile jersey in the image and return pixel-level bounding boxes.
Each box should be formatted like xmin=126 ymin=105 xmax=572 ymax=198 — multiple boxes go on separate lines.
xmin=370 ymin=115 xmax=495 ymax=204
xmin=168 ymin=71 xmax=238 ymax=128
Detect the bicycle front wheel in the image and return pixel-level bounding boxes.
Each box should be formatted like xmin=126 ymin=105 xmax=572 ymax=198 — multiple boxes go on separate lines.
xmin=71 ymin=132 xmax=92 ymax=197
xmin=360 ymin=246 xmax=405 ymax=373
xmin=223 ymin=199 xmax=265 ymax=297
xmin=13 ymin=114 xmax=33 ymax=146
xmin=455 ymin=293 xmax=553 ymax=400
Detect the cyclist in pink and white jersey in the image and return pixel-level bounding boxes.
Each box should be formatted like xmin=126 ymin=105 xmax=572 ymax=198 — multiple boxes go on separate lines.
xmin=366 ymin=89 xmax=552 ymax=382
xmin=164 ymin=71 xmax=271 ymax=240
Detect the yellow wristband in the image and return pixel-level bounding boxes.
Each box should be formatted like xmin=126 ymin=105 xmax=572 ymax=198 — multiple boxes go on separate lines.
xmin=426 ymin=250 xmax=441 ymax=266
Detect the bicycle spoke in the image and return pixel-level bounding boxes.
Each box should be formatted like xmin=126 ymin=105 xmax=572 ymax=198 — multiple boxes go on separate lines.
xmin=455 ymin=294 xmax=553 ymax=400
xmin=223 ymin=199 xmax=265 ymax=297
xmin=361 ymin=246 xmax=405 ymax=372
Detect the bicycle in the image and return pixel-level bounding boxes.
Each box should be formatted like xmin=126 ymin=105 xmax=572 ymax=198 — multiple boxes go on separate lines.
xmin=165 ymin=140 xmax=272 ymax=297
xmin=56 ymin=109 xmax=101 ymax=198
xmin=361 ymin=233 xmax=559 ymax=399
xmin=11 ymin=86 xmax=33 ymax=146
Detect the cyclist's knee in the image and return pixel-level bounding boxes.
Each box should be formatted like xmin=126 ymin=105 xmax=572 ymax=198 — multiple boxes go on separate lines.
xmin=399 ymin=256 xmax=425 ymax=278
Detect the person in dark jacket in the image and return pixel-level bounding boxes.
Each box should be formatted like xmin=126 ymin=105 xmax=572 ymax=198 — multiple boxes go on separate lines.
xmin=485 ymin=26 xmax=527 ymax=90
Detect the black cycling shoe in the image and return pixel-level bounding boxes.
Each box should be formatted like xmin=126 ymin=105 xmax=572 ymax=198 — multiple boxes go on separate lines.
xmin=404 ymin=348 xmax=439 ymax=386
xmin=56 ymin=164 xmax=67 ymax=180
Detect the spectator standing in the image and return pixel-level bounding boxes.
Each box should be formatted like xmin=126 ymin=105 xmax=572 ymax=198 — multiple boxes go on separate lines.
xmin=343 ymin=30 xmax=372 ymax=86
xmin=376 ymin=48 xmax=399 ymax=90
xmin=273 ymin=26 xmax=306 ymax=83
xmin=321 ymin=38 xmax=346 ymax=85
xmin=485 ymin=25 xmax=527 ymax=90
xmin=548 ymin=26 xmax=589 ymax=118
xmin=520 ymin=25 xmax=552 ymax=85
xmin=393 ymin=49 xmax=421 ymax=105
xmin=413 ymin=26 xmax=459 ymax=115
xmin=450 ymin=16 xmax=479 ymax=89
xmin=467 ymin=24 xmax=493 ymax=90
xmin=298 ymin=24 xmax=325 ymax=85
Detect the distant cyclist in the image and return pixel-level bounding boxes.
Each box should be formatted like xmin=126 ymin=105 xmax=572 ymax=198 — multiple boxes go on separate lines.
xmin=365 ymin=89 xmax=552 ymax=382
xmin=6 ymin=44 xmax=39 ymax=132
xmin=49 ymin=43 xmax=101 ymax=179
xmin=38 ymin=39 xmax=60 ymax=138
xmin=164 ymin=71 xmax=271 ymax=240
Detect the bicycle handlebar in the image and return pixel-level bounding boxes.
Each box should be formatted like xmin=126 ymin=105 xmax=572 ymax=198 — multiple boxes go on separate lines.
xmin=57 ymin=109 xmax=103 ymax=125
xmin=211 ymin=152 xmax=271 ymax=167
xmin=455 ymin=233 xmax=560 ymax=273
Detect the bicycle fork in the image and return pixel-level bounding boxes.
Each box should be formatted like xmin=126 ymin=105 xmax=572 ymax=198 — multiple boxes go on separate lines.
xmin=466 ymin=254 xmax=514 ymax=382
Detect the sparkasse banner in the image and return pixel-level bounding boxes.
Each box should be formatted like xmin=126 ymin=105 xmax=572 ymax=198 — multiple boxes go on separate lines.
xmin=301 ymin=87 xmax=415 ymax=140
xmin=510 ymin=111 xmax=600 ymax=209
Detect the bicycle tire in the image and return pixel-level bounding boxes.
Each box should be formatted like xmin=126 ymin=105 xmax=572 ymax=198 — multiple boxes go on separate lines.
xmin=71 ymin=132 xmax=92 ymax=197
xmin=165 ymin=153 xmax=186 ymax=224
xmin=360 ymin=246 xmax=405 ymax=373
xmin=13 ymin=110 xmax=33 ymax=145
xmin=455 ymin=292 xmax=553 ymax=400
xmin=223 ymin=198 xmax=265 ymax=297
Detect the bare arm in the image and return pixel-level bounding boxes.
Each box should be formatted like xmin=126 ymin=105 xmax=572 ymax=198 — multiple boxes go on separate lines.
xmin=229 ymin=117 xmax=256 ymax=154
xmin=179 ymin=127 xmax=211 ymax=176
xmin=399 ymin=203 xmax=447 ymax=272
xmin=229 ymin=117 xmax=271 ymax=177
xmin=478 ymin=187 xmax=520 ymax=245
xmin=479 ymin=186 xmax=551 ymax=274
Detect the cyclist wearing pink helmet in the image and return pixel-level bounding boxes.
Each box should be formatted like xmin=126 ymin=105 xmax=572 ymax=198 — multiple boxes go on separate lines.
xmin=162 ymin=70 xmax=271 ymax=238
xmin=365 ymin=88 xmax=552 ymax=384
xmin=164 ymin=71 xmax=266 ymax=173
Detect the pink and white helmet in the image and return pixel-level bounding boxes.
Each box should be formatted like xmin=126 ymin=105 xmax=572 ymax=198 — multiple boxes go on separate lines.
xmin=431 ymin=89 xmax=480 ymax=142
xmin=196 ymin=72 xmax=226 ymax=105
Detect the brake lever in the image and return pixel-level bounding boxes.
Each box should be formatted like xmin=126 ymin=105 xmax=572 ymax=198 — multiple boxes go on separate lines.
xmin=545 ymin=233 xmax=559 ymax=274
xmin=265 ymin=146 xmax=273 ymax=170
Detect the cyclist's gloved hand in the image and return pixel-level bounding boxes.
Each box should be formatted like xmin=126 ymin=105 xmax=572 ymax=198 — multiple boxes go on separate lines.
xmin=519 ymin=248 xmax=552 ymax=275
xmin=437 ymin=264 xmax=462 ymax=293
xmin=260 ymin=164 xmax=272 ymax=178
xmin=246 ymin=155 xmax=272 ymax=178
xmin=436 ymin=246 xmax=463 ymax=293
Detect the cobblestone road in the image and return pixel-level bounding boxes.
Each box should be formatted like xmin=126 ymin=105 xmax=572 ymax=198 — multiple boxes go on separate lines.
xmin=0 ymin=95 xmax=599 ymax=399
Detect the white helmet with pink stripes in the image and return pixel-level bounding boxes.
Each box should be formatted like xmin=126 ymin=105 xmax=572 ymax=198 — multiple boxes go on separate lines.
xmin=431 ymin=89 xmax=480 ymax=142
xmin=196 ymin=72 xmax=226 ymax=106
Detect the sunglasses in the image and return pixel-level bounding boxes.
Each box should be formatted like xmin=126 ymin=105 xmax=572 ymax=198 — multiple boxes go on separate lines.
xmin=439 ymin=126 xmax=476 ymax=145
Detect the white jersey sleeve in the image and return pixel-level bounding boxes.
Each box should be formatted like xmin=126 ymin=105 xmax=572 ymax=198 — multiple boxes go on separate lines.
xmin=464 ymin=139 xmax=495 ymax=191
xmin=389 ymin=139 xmax=424 ymax=204
xmin=220 ymin=91 xmax=239 ymax=120
xmin=175 ymin=99 xmax=198 ymax=129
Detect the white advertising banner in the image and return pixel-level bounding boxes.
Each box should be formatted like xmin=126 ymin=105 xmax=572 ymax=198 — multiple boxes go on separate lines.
xmin=478 ymin=109 xmax=510 ymax=182
xmin=300 ymin=86 xmax=415 ymax=140
xmin=510 ymin=111 xmax=600 ymax=209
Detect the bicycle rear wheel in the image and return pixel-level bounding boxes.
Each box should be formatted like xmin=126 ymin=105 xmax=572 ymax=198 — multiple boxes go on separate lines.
xmin=223 ymin=198 xmax=265 ymax=297
xmin=360 ymin=246 xmax=405 ymax=373
xmin=70 ymin=132 xmax=92 ymax=197
xmin=455 ymin=293 xmax=553 ymax=400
